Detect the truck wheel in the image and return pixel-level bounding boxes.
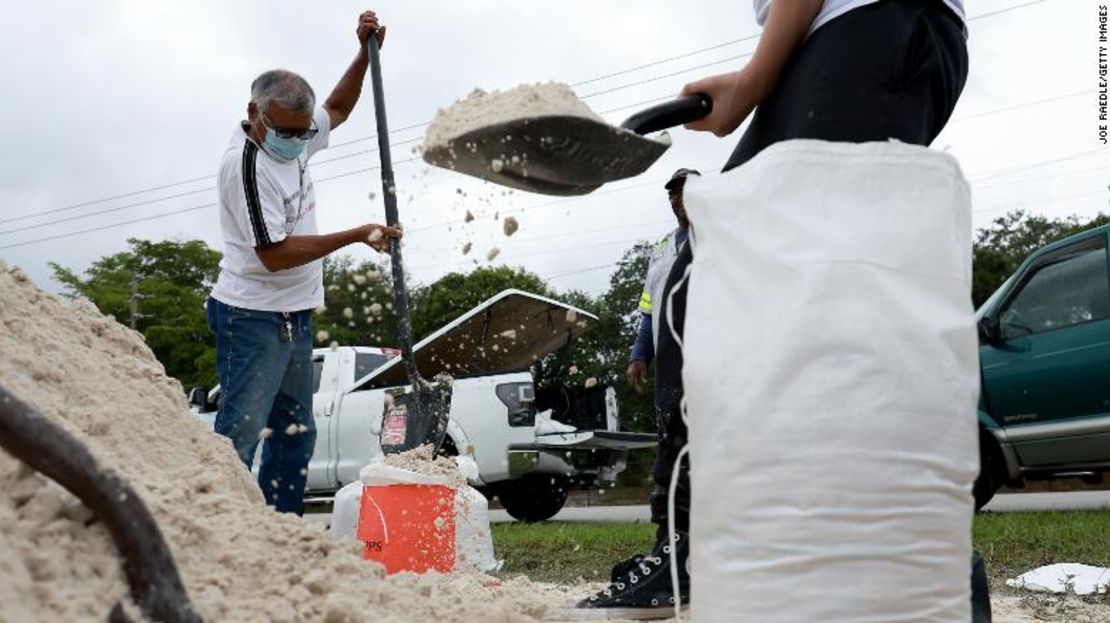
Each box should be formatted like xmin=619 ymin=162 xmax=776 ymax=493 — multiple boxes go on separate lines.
xmin=498 ymin=474 xmax=569 ymax=522
xmin=973 ymin=428 xmax=1003 ymax=512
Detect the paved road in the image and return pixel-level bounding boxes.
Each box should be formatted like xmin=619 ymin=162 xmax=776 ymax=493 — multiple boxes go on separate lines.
xmin=487 ymin=491 xmax=1110 ymax=523
xmin=307 ymin=491 xmax=1110 ymax=527
xmin=489 ymin=504 xmax=651 ymax=524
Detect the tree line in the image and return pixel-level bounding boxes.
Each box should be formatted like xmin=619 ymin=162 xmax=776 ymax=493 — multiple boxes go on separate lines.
xmin=52 ymin=209 xmax=1110 ymax=436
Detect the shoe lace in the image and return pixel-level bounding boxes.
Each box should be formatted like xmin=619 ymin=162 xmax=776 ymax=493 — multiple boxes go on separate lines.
xmin=590 ymin=579 xmax=627 ymax=601
xmin=639 ymin=556 xmax=662 ymax=575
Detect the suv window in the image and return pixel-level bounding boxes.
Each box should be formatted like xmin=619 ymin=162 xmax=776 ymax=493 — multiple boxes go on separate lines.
xmin=1000 ymin=239 xmax=1110 ymax=338
xmin=355 ymin=353 xmax=390 ymax=380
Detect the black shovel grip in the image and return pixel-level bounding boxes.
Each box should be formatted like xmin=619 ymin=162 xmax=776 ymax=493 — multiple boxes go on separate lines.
xmin=620 ymin=94 xmax=712 ymax=135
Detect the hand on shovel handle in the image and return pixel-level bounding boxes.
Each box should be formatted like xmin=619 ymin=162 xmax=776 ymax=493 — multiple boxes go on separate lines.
xmin=363 ymin=224 xmax=403 ymax=253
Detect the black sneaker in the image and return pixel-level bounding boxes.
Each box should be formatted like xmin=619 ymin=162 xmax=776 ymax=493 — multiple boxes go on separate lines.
xmin=574 ymin=532 xmax=690 ymax=620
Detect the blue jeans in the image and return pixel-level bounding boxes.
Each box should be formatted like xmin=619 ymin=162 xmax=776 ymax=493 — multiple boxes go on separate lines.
xmin=206 ymin=298 xmax=315 ymax=514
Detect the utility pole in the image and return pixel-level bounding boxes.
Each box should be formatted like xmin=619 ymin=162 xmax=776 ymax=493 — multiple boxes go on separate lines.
xmin=129 ymin=273 xmax=144 ymax=330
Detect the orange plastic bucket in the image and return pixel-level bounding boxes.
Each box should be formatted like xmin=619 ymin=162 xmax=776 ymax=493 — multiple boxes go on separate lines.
xmin=357 ymin=484 xmax=456 ymax=574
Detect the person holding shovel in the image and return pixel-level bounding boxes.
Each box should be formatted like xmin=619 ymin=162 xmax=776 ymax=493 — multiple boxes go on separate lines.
xmin=207 ymin=10 xmax=400 ymax=515
xmin=581 ymin=0 xmax=970 ymax=616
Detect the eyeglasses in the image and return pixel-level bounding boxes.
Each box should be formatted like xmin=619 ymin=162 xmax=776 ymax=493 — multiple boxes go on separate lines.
xmin=261 ymin=112 xmax=318 ymax=140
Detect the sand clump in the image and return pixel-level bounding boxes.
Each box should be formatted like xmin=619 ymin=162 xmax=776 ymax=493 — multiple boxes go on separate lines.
xmin=379 ymin=445 xmax=468 ymax=489
xmin=0 ymin=264 xmax=562 ymax=622
xmin=423 ymin=82 xmax=603 ymax=153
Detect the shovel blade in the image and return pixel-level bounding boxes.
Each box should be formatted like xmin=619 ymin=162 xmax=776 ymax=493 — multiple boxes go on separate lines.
xmin=379 ymin=381 xmax=453 ymax=456
xmin=423 ymin=115 xmax=670 ymax=196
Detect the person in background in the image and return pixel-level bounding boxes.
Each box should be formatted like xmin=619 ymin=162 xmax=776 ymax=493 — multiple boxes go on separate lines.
xmin=581 ymin=0 xmax=971 ymax=617
xmin=626 ymin=169 xmax=698 ymax=396
xmin=207 ymin=10 xmax=400 ymax=515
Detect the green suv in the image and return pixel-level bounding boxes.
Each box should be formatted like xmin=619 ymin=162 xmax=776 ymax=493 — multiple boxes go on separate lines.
xmin=974 ymin=224 xmax=1110 ymax=509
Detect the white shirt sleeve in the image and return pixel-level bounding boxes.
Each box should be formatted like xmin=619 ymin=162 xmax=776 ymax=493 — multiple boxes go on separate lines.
xmin=307 ymin=107 xmax=331 ymax=160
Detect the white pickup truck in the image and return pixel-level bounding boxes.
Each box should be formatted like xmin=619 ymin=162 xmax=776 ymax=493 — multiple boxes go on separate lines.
xmin=190 ymin=290 xmax=655 ymax=521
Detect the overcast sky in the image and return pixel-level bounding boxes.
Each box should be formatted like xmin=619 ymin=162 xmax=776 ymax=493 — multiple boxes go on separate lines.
xmin=3 ymin=0 xmax=1107 ymax=299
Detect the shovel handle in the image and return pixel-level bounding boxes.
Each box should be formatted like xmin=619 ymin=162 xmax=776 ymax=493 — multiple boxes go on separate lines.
xmin=367 ymin=35 xmax=421 ymax=386
xmin=620 ymin=94 xmax=712 ymax=135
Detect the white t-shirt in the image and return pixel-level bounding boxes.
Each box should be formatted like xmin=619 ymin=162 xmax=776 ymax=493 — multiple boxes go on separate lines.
xmin=754 ymin=0 xmax=965 ymax=36
xmin=210 ymin=108 xmax=331 ymax=313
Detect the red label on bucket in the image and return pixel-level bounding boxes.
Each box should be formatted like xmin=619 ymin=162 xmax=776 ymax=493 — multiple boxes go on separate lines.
xmin=381 ymin=405 xmax=407 ymax=446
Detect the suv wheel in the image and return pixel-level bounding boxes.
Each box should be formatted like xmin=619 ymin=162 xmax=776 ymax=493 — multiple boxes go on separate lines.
xmin=498 ymin=474 xmax=569 ymax=522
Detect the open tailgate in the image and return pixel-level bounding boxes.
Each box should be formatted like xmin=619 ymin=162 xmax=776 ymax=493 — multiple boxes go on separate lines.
xmin=535 ymin=430 xmax=656 ymax=450
xmin=352 ymin=289 xmax=597 ymax=392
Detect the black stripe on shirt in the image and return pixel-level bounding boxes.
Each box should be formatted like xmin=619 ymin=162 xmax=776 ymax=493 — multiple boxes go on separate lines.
xmin=241 ymin=141 xmax=271 ymax=246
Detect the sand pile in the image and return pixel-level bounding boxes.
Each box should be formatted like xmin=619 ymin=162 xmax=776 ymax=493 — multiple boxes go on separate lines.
xmin=423 ymin=82 xmax=602 ymax=153
xmin=0 ymin=262 xmax=560 ymax=622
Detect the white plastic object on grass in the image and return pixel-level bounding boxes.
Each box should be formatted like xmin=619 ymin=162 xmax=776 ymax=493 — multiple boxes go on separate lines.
xmin=1006 ymin=563 xmax=1110 ymax=596
xmin=328 ymin=480 xmax=364 ymax=540
xmin=682 ymin=140 xmax=978 ymax=622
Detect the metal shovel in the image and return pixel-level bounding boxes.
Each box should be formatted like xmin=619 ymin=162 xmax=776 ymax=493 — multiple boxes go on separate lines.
xmin=422 ymin=94 xmax=711 ymax=196
xmin=367 ymin=36 xmax=452 ymax=456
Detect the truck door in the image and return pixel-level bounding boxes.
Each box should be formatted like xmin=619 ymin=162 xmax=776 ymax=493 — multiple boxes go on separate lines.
xmin=980 ymin=234 xmax=1110 ymax=466
xmin=306 ymin=352 xmax=339 ymax=490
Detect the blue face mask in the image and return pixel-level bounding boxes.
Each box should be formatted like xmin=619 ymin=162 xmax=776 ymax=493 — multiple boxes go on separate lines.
xmin=263 ymin=129 xmax=308 ymax=161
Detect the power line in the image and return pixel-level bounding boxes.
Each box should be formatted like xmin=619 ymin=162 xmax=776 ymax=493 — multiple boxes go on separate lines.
xmin=570 ymin=35 xmax=761 ymax=88
xmin=2 ymin=0 xmax=1045 ymax=229
xmin=967 ymin=148 xmax=1108 ymax=183
xmin=0 ymin=87 xmax=696 ymax=234
xmin=948 ymin=90 xmax=1089 ymax=124
xmin=581 ymin=54 xmax=754 ymax=99
xmin=0 ymin=173 xmax=214 ymax=227
xmin=11 ymin=82 xmax=1086 ymax=239
xmin=0 ymin=158 xmax=684 ymax=252
xmin=403 ymin=218 xmax=675 ymax=260
xmin=0 ymin=156 xmax=421 ymax=239
xmin=4 ymin=37 xmax=768 ymax=225
xmin=0 ymin=0 xmax=1054 ymax=247
xmin=973 ymin=162 xmax=1110 ymax=191
xmin=9 ymin=134 xmax=1100 ymax=253
xmin=967 ymin=0 xmax=1045 ymax=21
xmin=973 ymin=188 xmax=1108 ymax=215
xmin=412 ymin=235 xmax=654 ymax=275
xmin=548 ymin=262 xmax=622 ymax=280
xmin=0 ymin=202 xmax=217 ymax=251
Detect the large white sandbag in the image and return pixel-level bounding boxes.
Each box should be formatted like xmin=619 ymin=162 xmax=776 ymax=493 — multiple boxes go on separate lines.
xmin=683 ymin=140 xmax=978 ymax=622
xmin=328 ymin=480 xmax=364 ymax=541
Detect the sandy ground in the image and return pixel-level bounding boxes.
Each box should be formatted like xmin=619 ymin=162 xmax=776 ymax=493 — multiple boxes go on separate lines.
xmin=507 ymin=579 xmax=1110 ymax=622
xmin=990 ymin=589 xmax=1110 ymax=623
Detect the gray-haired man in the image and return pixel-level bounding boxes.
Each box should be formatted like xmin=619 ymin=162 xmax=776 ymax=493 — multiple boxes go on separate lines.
xmin=207 ymin=9 xmax=399 ymax=514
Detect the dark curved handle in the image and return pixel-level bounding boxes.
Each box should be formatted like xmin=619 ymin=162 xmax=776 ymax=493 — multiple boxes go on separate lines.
xmin=619 ymin=94 xmax=712 ymax=135
xmin=0 ymin=385 xmax=201 ymax=623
